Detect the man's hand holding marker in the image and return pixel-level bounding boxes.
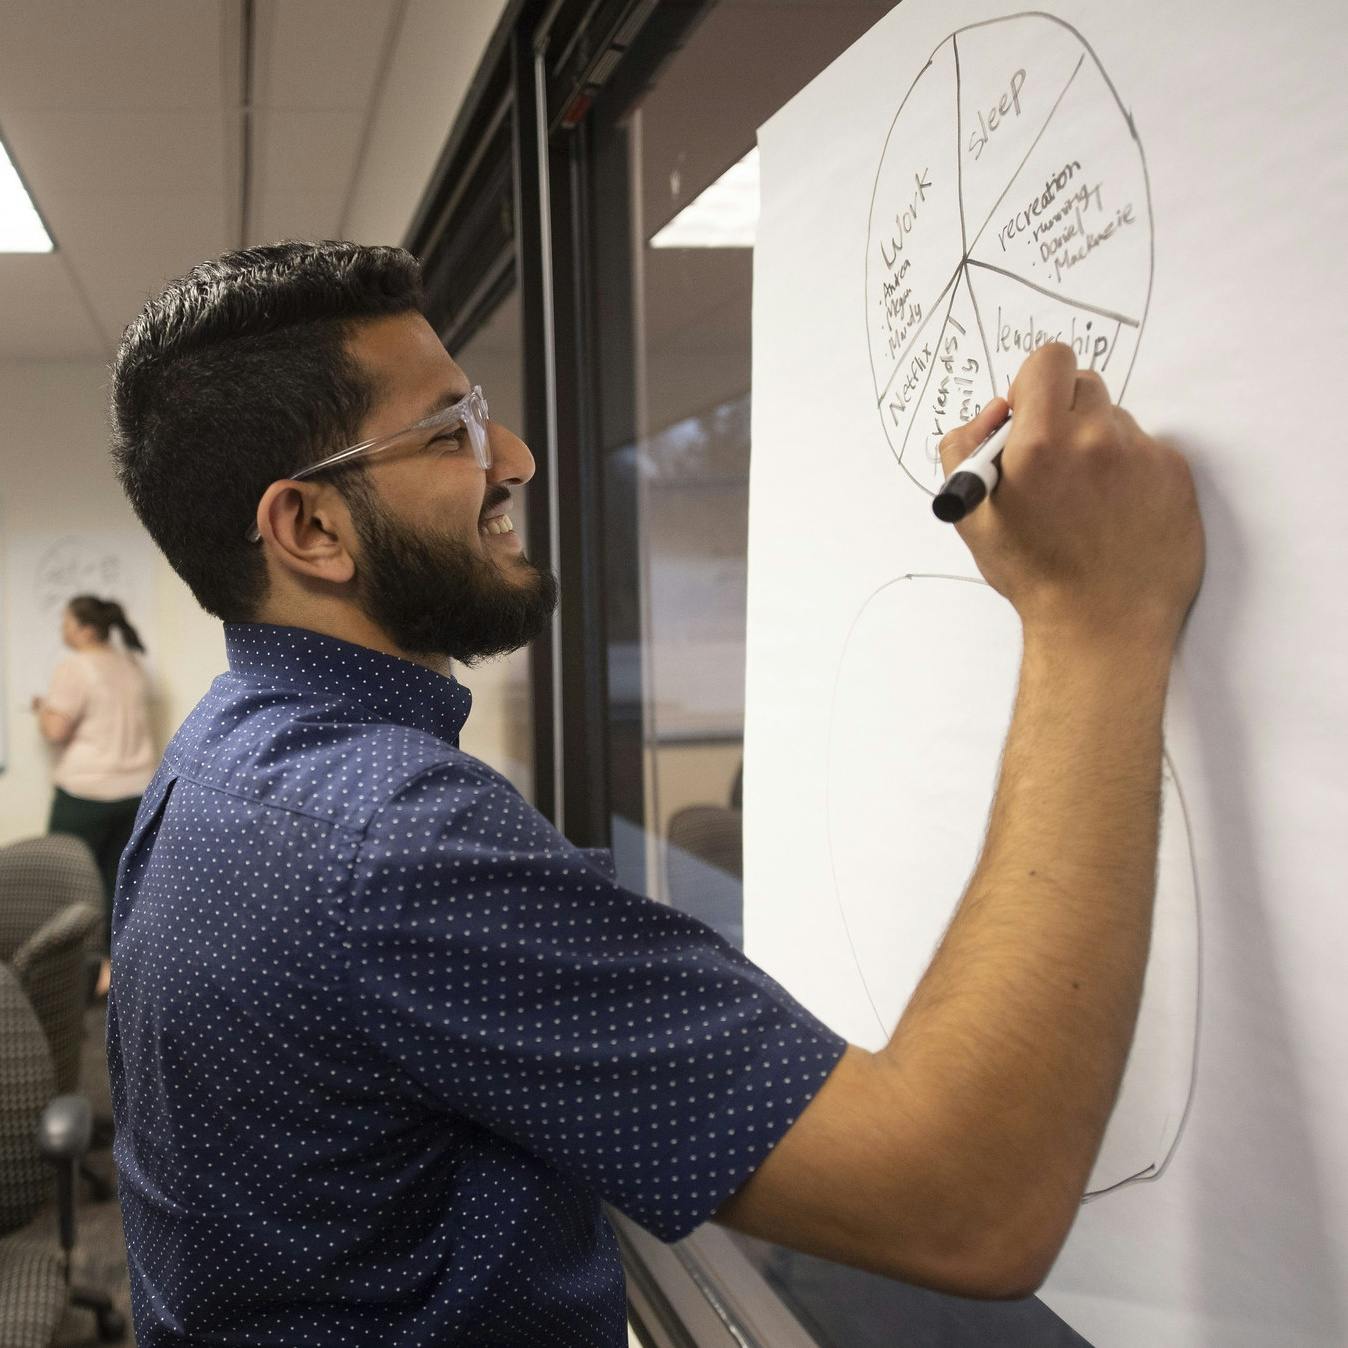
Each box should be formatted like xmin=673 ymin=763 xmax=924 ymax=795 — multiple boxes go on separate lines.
xmin=935 ymin=343 xmax=1204 ymax=650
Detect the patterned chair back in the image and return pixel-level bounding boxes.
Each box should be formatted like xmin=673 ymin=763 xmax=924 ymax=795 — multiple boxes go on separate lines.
xmin=0 ymin=834 xmax=104 ymax=961
xmin=0 ymin=836 xmax=105 ymax=1096
xmin=0 ymin=962 xmax=57 ymax=1234
xmin=11 ymin=904 xmax=101 ymax=1096
xmin=665 ymin=804 xmax=745 ymax=946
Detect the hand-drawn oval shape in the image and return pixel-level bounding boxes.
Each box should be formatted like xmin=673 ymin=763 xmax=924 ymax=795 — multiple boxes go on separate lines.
xmin=826 ymin=575 xmax=1198 ymax=1197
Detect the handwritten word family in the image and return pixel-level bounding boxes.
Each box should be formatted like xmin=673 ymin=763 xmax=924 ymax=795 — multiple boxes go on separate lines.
xmin=926 ymin=318 xmax=984 ymax=466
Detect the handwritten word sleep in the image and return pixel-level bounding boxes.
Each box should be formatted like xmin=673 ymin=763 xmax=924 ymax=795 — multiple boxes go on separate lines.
xmin=968 ymin=70 xmax=1027 ymax=161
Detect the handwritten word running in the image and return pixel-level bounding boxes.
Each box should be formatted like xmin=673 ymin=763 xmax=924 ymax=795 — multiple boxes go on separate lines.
xmin=997 ymin=161 xmax=1083 ymax=252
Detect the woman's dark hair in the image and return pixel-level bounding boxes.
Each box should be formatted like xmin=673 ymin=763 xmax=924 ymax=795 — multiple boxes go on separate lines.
xmin=68 ymin=595 xmax=146 ymax=653
xmin=110 ymin=241 xmax=425 ymax=621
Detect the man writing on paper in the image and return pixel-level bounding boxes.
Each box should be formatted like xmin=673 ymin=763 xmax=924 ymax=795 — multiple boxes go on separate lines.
xmin=108 ymin=242 xmax=1201 ymax=1347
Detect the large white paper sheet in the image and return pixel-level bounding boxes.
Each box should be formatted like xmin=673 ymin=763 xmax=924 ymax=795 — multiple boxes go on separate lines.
xmin=746 ymin=3 xmax=1348 ymax=1342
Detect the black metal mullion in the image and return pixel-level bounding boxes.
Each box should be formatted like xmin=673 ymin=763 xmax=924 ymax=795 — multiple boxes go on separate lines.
xmin=580 ymin=100 xmax=646 ymax=875
xmin=549 ymin=124 xmax=613 ymax=848
xmin=511 ymin=14 xmax=560 ymax=826
xmin=538 ymin=0 xmax=718 ymax=872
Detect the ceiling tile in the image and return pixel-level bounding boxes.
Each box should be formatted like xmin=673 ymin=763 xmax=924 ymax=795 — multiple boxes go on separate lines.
xmin=343 ymin=0 xmax=508 ymax=243
xmin=0 ymin=2 xmax=223 ymax=110
xmin=2 ymin=109 xmax=227 ymax=200
xmin=0 ymin=255 xmax=106 ymax=359
xmin=49 ymin=194 xmax=234 ymax=343
xmin=252 ymin=108 xmax=365 ymax=197
xmin=253 ymin=0 xmax=398 ymax=110
xmin=0 ymin=0 xmax=437 ymax=358
xmin=252 ymin=190 xmax=348 ymax=246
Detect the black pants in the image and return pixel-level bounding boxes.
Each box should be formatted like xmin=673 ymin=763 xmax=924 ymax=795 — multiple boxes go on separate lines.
xmin=47 ymin=788 xmax=142 ymax=946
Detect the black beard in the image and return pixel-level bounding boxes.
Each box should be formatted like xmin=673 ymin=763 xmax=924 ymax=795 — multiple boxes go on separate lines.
xmin=347 ymin=491 xmax=558 ymax=666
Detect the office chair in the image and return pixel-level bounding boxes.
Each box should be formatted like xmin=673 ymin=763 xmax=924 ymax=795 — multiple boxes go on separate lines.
xmin=0 ymin=963 xmax=125 ymax=1343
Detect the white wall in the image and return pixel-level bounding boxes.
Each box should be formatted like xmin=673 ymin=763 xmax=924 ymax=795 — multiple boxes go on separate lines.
xmin=0 ymin=361 xmax=224 ymax=844
xmin=342 ymin=0 xmax=510 ymax=245
xmin=0 ymin=348 xmax=533 ymax=850
xmin=0 ymin=0 xmax=520 ymax=843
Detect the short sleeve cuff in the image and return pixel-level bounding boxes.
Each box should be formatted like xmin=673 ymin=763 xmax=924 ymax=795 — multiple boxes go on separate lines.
xmin=622 ymin=1005 xmax=848 ymax=1243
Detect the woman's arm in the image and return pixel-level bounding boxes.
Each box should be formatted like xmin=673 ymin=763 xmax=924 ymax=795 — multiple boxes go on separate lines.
xmin=31 ymin=695 xmax=77 ymax=745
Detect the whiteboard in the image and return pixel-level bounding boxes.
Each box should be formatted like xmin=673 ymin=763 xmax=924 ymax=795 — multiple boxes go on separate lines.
xmin=745 ymin=2 xmax=1348 ymax=1343
xmin=5 ymin=531 xmax=158 ymax=699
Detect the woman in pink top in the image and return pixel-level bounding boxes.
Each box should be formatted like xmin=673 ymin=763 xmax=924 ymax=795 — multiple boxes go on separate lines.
xmin=32 ymin=595 xmax=157 ymax=970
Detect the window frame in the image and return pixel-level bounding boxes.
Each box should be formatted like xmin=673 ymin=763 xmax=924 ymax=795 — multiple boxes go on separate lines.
xmin=407 ymin=1 xmax=825 ymax=1340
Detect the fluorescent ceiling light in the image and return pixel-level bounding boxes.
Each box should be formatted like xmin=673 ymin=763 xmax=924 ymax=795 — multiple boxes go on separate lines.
xmin=651 ymin=147 xmax=759 ymax=249
xmin=0 ymin=136 xmax=54 ymax=253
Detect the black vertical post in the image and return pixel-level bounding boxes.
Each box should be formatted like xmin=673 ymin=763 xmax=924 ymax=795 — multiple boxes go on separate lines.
xmin=550 ymin=122 xmax=620 ymax=851
xmin=583 ymin=104 xmax=648 ymax=882
xmin=511 ymin=17 xmax=559 ymax=828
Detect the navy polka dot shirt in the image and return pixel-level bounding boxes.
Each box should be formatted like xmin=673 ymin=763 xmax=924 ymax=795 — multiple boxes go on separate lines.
xmin=108 ymin=624 xmax=847 ymax=1346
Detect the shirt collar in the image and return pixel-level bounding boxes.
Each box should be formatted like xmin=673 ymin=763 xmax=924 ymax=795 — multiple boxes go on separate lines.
xmin=223 ymin=623 xmax=472 ymax=745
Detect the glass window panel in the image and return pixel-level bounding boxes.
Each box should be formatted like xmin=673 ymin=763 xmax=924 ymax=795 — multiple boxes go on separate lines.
xmin=613 ymin=0 xmax=894 ymax=919
xmin=450 ymin=287 xmax=538 ymax=803
xmin=590 ymin=2 xmax=1101 ymax=1341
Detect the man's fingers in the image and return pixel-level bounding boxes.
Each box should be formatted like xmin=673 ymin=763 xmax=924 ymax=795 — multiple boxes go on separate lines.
xmin=1112 ymin=405 xmax=1142 ymax=440
xmin=938 ymin=397 xmax=1009 ymax=476
xmin=1070 ymin=369 xmax=1111 ymax=413
xmin=1008 ymin=342 xmax=1078 ymax=428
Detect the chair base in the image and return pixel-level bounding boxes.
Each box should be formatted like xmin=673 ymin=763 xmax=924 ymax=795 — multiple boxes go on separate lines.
xmin=72 ymin=1284 xmax=126 ymax=1341
xmin=80 ymin=1160 xmax=116 ymax=1202
xmin=91 ymin=1114 xmax=116 ymax=1151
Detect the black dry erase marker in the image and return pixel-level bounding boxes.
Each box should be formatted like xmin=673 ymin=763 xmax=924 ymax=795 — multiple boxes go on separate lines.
xmin=932 ymin=415 xmax=1013 ymax=523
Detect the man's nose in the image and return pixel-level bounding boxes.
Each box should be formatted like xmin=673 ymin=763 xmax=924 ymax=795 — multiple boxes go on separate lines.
xmin=488 ymin=421 xmax=535 ymax=486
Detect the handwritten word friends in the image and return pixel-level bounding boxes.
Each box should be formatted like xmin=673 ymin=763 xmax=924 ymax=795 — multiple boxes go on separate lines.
xmin=928 ymin=317 xmax=983 ymax=455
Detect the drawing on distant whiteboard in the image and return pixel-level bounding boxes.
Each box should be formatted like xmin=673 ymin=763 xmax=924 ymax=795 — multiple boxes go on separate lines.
xmin=865 ymin=13 xmax=1154 ymax=494
xmin=33 ymin=537 xmax=126 ymax=615
xmin=23 ymin=535 xmax=152 ymax=696
xmin=825 ymin=576 xmax=1199 ymax=1197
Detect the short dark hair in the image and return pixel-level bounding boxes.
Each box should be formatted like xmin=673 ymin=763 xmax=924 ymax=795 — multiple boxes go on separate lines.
xmin=110 ymin=240 xmax=425 ymax=621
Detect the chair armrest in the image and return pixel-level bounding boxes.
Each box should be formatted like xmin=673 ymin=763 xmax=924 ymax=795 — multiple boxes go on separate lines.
xmin=37 ymin=1093 xmax=93 ymax=1161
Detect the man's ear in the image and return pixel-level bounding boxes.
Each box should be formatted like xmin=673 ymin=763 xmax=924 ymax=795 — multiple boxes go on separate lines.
xmin=255 ymin=480 xmax=356 ymax=585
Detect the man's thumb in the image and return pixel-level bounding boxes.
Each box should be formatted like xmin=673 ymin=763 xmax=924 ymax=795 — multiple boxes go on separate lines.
xmin=937 ymin=397 xmax=1009 ymax=477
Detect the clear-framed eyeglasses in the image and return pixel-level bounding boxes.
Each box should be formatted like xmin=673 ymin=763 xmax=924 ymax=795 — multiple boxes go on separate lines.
xmin=245 ymin=385 xmax=491 ymax=542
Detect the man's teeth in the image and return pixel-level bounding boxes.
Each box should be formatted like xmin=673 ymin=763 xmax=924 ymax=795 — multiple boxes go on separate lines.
xmin=480 ymin=514 xmax=514 ymax=536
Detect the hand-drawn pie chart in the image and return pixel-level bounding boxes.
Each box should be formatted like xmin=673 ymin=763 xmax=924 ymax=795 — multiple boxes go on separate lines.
xmin=865 ymin=13 xmax=1154 ymax=493
xmin=826 ymin=576 xmax=1198 ymax=1197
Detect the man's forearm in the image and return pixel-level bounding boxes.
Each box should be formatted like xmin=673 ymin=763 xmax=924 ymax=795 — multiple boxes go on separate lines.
xmin=878 ymin=624 xmax=1174 ymax=1270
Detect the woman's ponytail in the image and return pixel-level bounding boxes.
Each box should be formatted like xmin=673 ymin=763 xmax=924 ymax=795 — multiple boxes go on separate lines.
xmin=68 ymin=593 xmax=146 ymax=653
xmin=105 ymin=600 xmax=146 ymax=654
